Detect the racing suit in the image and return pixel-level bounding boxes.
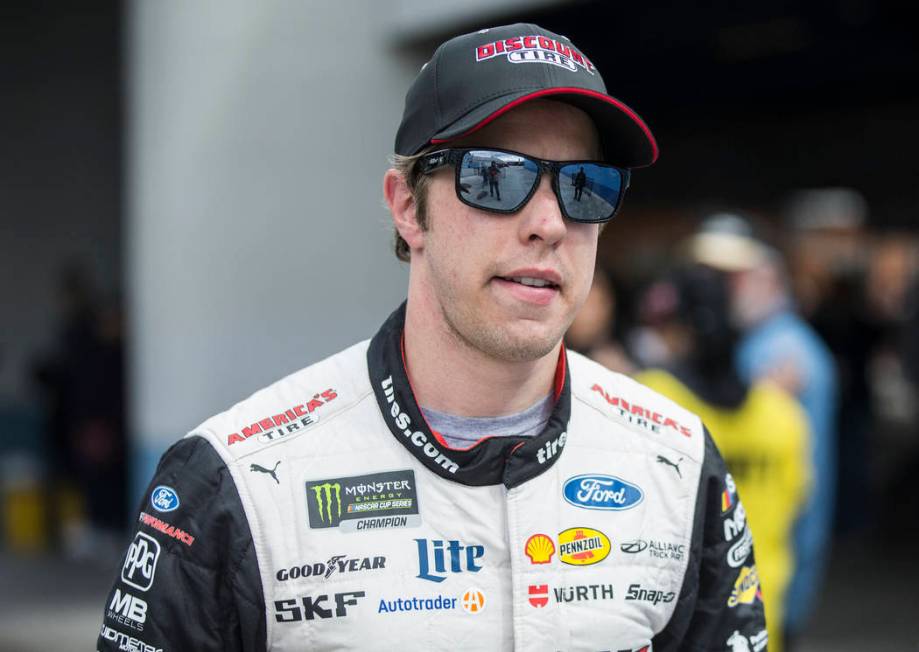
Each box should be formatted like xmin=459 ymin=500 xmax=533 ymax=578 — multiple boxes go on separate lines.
xmin=97 ymin=304 xmax=767 ymax=651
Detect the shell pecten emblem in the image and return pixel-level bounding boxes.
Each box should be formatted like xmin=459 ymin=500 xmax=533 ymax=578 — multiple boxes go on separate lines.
xmin=524 ymin=533 xmax=556 ymax=564
xmin=558 ymin=527 xmax=611 ymax=566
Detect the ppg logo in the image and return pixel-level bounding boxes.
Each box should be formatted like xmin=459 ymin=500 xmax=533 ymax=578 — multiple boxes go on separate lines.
xmin=121 ymin=532 xmax=161 ymax=591
xmin=151 ymin=485 xmax=180 ymax=512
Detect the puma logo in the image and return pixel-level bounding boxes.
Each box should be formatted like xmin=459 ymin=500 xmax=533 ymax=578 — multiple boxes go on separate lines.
xmin=250 ymin=461 xmax=281 ymax=484
xmin=656 ymin=455 xmax=683 ymax=478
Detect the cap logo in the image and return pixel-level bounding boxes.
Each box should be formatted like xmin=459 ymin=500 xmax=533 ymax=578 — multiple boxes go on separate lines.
xmin=475 ymin=35 xmax=595 ymax=75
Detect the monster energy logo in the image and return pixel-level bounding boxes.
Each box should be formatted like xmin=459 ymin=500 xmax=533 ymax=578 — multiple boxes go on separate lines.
xmin=305 ymin=470 xmax=421 ymax=531
xmin=311 ymin=482 xmax=342 ymax=526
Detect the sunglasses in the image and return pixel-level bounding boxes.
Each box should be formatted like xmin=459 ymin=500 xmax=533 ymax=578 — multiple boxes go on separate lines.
xmin=417 ymin=147 xmax=630 ymax=224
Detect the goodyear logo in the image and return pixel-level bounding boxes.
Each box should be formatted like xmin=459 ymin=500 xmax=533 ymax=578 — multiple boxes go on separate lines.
xmin=558 ymin=527 xmax=611 ymax=566
xmin=727 ymin=565 xmax=760 ymax=607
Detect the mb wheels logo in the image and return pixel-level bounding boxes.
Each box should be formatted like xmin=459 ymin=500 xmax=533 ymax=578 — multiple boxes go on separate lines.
xmin=310 ymin=482 xmax=342 ymax=527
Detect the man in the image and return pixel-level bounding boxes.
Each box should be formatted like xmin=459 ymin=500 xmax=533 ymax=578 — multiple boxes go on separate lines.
xmin=98 ymin=24 xmax=765 ymax=651
xmin=686 ymin=214 xmax=837 ymax=646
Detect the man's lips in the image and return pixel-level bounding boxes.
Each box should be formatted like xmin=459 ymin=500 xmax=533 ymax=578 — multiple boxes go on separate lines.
xmin=493 ymin=270 xmax=562 ymax=306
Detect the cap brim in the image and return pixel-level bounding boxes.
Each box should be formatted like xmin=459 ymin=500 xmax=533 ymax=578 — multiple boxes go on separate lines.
xmin=430 ymin=87 xmax=658 ymax=168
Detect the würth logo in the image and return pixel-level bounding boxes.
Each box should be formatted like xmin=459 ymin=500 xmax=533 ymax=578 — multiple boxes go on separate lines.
xmin=475 ymin=35 xmax=595 ymax=74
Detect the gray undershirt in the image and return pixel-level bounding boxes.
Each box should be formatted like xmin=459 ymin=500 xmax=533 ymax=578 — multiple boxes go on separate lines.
xmin=421 ymin=394 xmax=554 ymax=450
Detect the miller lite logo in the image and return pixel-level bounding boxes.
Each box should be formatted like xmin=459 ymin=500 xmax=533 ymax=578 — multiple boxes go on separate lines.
xmin=475 ymin=35 xmax=596 ymax=74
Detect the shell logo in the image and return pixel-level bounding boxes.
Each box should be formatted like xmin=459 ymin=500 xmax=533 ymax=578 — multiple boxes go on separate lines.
xmin=558 ymin=527 xmax=611 ymax=566
xmin=524 ymin=533 xmax=556 ymax=564
xmin=461 ymin=588 xmax=486 ymax=614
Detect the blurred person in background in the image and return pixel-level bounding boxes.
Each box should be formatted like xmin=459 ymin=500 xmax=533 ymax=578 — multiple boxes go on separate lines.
xmin=32 ymin=265 xmax=128 ymax=559
xmin=564 ymin=268 xmax=635 ymax=374
xmin=686 ymin=214 xmax=837 ymax=649
xmin=636 ymin=264 xmax=812 ymax=652
xmin=97 ymin=23 xmax=766 ymax=651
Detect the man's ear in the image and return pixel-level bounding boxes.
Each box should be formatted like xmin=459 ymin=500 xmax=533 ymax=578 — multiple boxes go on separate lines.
xmin=383 ymin=168 xmax=424 ymax=252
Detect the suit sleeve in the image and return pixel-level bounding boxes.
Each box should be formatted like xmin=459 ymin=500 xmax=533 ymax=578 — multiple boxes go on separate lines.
xmin=96 ymin=435 xmax=266 ymax=652
xmin=654 ymin=428 xmax=768 ymax=651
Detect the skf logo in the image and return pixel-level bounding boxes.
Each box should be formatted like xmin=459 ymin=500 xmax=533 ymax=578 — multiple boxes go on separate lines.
xmin=274 ymin=591 xmax=365 ymax=622
xmin=109 ymin=589 xmax=147 ymax=624
xmin=416 ymin=539 xmax=484 ymax=583
xmin=558 ymin=527 xmax=611 ymax=566
xmin=524 ymin=534 xmax=555 ymax=564
xmin=727 ymin=566 xmax=761 ymax=607
xmin=121 ymin=532 xmax=160 ymax=592
xmin=460 ymin=588 xmax=486 ymax=614
xmin=528 ymin=584 xmax=549 ymax=608
xmin=309 ymin=481 xmax=342 ymax=527
xmin=474 ymin=35 xmax=595 ymax=74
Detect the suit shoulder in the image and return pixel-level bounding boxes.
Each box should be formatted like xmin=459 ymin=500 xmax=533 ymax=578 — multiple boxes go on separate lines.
xmin=191 ymin=339 xmax=372 ymax=459
xmin=568 ymin=351 xmax=705 ymax=460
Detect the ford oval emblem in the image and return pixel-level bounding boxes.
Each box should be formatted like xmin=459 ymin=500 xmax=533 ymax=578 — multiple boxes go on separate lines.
xmin=563 ymin=474 xmax=643 ymax=511
xmin=151 ymin=485 xmax=180 ymax=513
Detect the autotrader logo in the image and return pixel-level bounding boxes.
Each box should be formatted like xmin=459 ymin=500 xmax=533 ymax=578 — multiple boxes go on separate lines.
xmin=121 ymin=532 xmax=160 ymax=592
xmin=310 ymin=482 xmax=342 ymax=526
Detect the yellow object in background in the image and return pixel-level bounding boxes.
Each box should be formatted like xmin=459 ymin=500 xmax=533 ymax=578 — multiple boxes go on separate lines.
xmin=637 ymin=369 xmax=812 ymax=652
xmin=3 ymin=483 xmax=46 ymax=552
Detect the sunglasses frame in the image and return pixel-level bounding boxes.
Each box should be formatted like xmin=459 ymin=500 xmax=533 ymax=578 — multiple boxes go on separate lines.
xmin=417 ymin=147 xmax=631 ymax=224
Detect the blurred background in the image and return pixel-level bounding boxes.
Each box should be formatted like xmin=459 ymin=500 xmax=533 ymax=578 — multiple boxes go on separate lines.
xmin=1 ymin=1 xmax=917 ymax=650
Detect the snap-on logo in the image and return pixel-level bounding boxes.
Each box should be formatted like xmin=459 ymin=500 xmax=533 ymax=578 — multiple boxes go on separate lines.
xmin=474 ymin=35 xmax=595 ymax=74
xmin=563 ymin=474 xmax=643 ymax=511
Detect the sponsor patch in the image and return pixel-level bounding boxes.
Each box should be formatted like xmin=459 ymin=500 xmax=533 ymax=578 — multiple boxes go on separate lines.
xmin=138 ymin=511 xmax=195 ymax=547
xmin=150 ymin=486 xmax=179 ymax=513
xmin=727 ymin=566 xmax=761 ymax=607
xmin=591 ymin=383 xmax=693 ymax=437
xmin=558 ymin=527 xmax=611 ymax=566
xmin=460 ymin=588 xmax=486 ymax=614
xmin=121 ymin=532 xmax=160 ymax=592
xmin=226 ymin=389 xmax=337 ymax=446
xmin=416 ymin=539 xmax=484 ymax=583
xmin=563 ymin=474 xmax=643 ymax=511
xmin=722 ymin=473 xmax=737 ymax=513
xmin=554 ymin=584 xmax=615 ymax=602
xmin=474 ymin=34 xmax=596 ymax=75
xmin=528 ymin=584 xmax=549 ymax=608
xmin=727 ymin=528 xmax=754 ymax=568
xmin=274 ymin=591 xmax=365 ymax=622
xmin=275 ymin=555 xmax=386 ymax=581
xmin=107 ymin=589 xmax=147 ymax=633
xmin=626 ymin=583 xmax=676 ymax=605
xmin=99 ymin=625 xmax=162 ymax=652
xmin=306 ymin=470 xmax=420 ymax=531
xmin=377 ymin=593 xmax=459 ymax=614
xmin=524 ymin=533 xmax=555 ymax=564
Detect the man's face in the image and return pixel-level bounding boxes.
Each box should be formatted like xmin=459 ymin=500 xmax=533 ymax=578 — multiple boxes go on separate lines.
xmin=415 ymin=100 xmax=601 ymax=362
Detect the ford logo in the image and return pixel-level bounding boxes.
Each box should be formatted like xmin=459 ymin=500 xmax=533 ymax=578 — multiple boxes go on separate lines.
xmin=151 ymin=485 xmax=180 ymax=513
xmin=563 ymin=474 xmax=643 ymax=511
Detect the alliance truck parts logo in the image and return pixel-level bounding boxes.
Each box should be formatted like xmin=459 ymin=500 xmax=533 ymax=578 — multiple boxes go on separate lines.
xmin=306 ymin=470 xmax=421 ymax=532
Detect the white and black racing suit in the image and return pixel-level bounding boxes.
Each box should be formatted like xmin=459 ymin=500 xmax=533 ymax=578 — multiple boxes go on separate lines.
xmin=97 ymin=303 xmax=767 ymax=651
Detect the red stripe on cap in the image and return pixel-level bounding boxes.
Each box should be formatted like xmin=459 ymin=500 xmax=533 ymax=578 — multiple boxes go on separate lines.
xmin=430 ymin=87 xmax=659 ymax=165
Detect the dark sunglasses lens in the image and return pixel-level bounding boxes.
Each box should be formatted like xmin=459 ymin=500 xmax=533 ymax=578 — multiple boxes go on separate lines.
xmin=459 ymin=150 xmax=538 ymax=211
xmin=558 ymin=164 xmax=624 ymax=222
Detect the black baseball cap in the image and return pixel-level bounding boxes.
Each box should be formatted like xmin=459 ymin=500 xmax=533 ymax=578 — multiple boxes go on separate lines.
xmin=395 ymin=23 xmax=658 ymax=168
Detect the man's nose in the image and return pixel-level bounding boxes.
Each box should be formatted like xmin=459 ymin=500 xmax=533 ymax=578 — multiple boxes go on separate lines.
xmin=520 ymin=174 xmax=567 ymax=245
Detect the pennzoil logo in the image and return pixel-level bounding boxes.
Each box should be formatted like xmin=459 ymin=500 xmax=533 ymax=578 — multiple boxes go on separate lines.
xmin=558 ymin=527 xmax=611 ymax=566
xmin=524 ymin=534 xmax=555 ymax=564
xmin=727 ymin=565 xmax=761 ymax=607
xmin=474 ymin=34 xmax=595 ymax=74
xmin=305 ymin=470 xmax=421 ymax=531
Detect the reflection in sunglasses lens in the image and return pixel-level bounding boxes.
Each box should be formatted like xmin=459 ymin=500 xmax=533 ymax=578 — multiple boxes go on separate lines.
xmin=558 ymin=163 xmax=621 ymax=222
xmin=460 ymin=151 xmax=538 ymax=210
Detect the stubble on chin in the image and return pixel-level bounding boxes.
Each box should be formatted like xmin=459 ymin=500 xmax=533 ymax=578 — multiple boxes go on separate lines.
xmin=438 ymin=298 xmax=564 ymax=363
